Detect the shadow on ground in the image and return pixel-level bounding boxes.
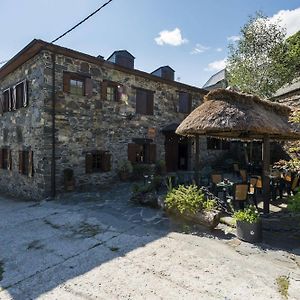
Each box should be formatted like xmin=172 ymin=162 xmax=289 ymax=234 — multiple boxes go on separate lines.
xmin=0 ymin=183 xmax=299 ymax=299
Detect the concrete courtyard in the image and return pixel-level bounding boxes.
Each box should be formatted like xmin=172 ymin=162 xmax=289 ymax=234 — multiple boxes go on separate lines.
xmin=0 ymin=183 xmax=299 ymax=300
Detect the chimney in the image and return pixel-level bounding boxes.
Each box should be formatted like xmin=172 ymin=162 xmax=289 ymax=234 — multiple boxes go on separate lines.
xmin=151 ymin=66 xmax=175 ymax=81
xmin=107 ymin=50 xmax=135 ymax=69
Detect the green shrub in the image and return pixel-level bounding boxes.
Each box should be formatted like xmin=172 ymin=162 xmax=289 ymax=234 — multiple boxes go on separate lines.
xmin=117 ymin=160 xmax=133 ymax=174
xmin=287 ymin=190 xmax=300 ymax=213
xmin=233 ymin=205 xmax=260 ymax=223
xmin=155 ymin=160 xmax=166 ymax=175
xmin=132 ymin=164 xmax=154 ymax=180
xmin=165 ymin=184 xmax=217 ymax=215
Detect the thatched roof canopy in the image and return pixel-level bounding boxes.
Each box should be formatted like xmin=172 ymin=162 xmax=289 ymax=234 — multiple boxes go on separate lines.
xmin=176 ymin=89 xmax=300 ymax=141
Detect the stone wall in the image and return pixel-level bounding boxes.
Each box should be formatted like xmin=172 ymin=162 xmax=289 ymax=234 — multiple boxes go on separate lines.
xmin=41 ymin=50 xmax=209 ymax=192
xmin=0 ymin=53 xmax=49 ymax=199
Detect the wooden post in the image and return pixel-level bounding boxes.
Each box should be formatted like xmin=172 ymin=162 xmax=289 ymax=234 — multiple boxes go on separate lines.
xmin=195 ymin=134 xmax=200 ymax=185
xmin=262 ymin=135 xmax=270 ymax=214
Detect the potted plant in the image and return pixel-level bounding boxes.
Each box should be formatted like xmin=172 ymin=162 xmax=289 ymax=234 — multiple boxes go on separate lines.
xmin=233 ymin=205 xmax=262 ymax=243
xmin=164 ymin=184 xmax=221 ymax=229
xmin=117 ymin=160 xmax=133 ymax=181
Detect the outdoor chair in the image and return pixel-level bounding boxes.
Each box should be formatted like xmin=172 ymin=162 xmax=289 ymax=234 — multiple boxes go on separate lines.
xmin=210 ymin=173 xmax=223 ymax=195
xmin=248 ymin=177 xmax=258 ymax=208
xmin=227 ymin=183 xmax=249 ymax=210
xmin=239 ymin=169 xmax=247 ymax=183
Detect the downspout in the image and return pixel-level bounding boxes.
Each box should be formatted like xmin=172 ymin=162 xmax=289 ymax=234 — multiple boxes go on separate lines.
xmin=51 ymin=52 xmax=56 ymax=198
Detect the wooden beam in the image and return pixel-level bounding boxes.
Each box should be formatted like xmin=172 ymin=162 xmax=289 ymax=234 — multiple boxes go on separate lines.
xmin=262 ymin=135 xmax=270 ymax=214
xmin=195 ymin=134 xmax=200 ymax=185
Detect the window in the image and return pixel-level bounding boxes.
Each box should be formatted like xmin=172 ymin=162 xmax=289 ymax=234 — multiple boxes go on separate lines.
xmin=63 ymin=72 xmax=93 ymax=97
xmin=0 ymin=148 xmax=11 ymax=170
xmin=178 ymin=92 xmax=192 ymax=113
xmin=128 ymin=142 xmax=156 ymax=164
xmin=101 ymin=80 xmax=121 ymax=102
xmin=135 ymin=88 xmax=154 ymax=115
xmin=19 ymin=150 xmax=33 ymax=176
xmin=86 ymin=150 xmax=111 ymax=173
xmin=14 ymin=80 xmax=28 ymax=109
xmin=70 ymin=79 xmax=84 ymax=96
xmin=2 ymin=89 xmax=11 ymax=113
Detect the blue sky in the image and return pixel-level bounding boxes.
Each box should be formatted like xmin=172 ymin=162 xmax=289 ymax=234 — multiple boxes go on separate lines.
xmin=0 ymin=0 xmax=300 ymax=87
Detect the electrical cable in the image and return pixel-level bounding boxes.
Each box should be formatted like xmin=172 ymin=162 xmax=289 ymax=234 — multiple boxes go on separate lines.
xmin=51 ymin=0 xmax=113 ymax=44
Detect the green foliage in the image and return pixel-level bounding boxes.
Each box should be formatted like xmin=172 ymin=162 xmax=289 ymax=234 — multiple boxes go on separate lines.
xmin=155 ymin=160 xmax=166 ymax=175
xmin=233 ymin=205 xmax=260 ymax=223
xmin=165 ymin=176 xmax=174 ymax=192
xmin=165 ymin=184 xmax=217 ymax=215
xmin=227 ymin=12 xmax=298 ymax=98
xmin=287 ymin=191 xmax=300 ymax=213
xmin=276 ymin=275 xmax=289 ymax=299
xmin=132 ymin=163 xmax=154 ymax=180
xmin=286 ymin=31 xmax=300 ymax=75
xmin=117 ymin=160 xmax=133 ymax=174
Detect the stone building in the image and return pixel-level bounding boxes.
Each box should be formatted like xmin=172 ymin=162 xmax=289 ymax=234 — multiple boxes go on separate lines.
xmin=0 ymin=39 xmax=228 ymax=200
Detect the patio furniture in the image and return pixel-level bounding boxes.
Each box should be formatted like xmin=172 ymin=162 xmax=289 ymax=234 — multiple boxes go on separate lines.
xmin=228 ymin=183 xmax=249 ymax=210
xmin=240 ymin=169 xmax=247 ymax=183
xmin=176 ymin=88 xmax=300 ymax=213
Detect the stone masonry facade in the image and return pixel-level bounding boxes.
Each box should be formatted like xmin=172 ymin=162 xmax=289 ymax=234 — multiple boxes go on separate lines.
xmin=0 ymin=40 xmax=228 ymax=199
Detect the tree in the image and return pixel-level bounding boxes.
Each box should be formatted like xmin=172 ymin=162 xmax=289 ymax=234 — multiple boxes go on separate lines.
xmin=227 ymin=12 xmax=298 ymax=98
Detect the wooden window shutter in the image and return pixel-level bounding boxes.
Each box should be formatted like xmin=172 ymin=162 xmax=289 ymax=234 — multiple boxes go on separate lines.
xmin=136 ymin=89 xmax=147 ymax=114
xmin=63 ymin=73 xmax=71 ymax=93
xmin=128 ymin=143 xmax=137 ymax=163
xmin=8 ymin=150 xmax=12 ymax=171
xmin=149 ymin=144 xmax=156 ymax=163
xmin=101 ymin=81 xmax=108 ymax=101
xmin=85 ymin=78 xmax=93 ymax=98
xmin=23 ymin=80 xmax=28 ymax=107
xmin=0 ymin=149 xmax=3 ymax=169
xmin=28 ymin=150 xmax=33 ymax=177
xmin=0 ymin=94 xmax=3 ymax=115
xmin=85 ymin=153 xmax=93 ymax=174
xmin=19 ymin=151 xmax=23 ymax=174
xmin=117 ymin=84 xmax=123 ymax=102
xmin=12 ymin=87 xmax=17 ymax=110
xmin=146 ymin=92 xmax=154 ymax=115
xmin=102 ymin=152 xmax=112 ymax=172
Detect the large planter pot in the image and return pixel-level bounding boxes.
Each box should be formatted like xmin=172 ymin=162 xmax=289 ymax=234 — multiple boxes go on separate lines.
xmin=167 ymin=208 xmax=221 ymax=229
xmin=236 ymin=220 xmax=262 ymax=243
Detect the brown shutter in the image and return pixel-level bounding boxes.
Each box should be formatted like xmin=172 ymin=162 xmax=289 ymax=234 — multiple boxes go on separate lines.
xmin=128 ymin=143 xmax=137 ymax=163
xmin=85 ymin=153 xmax=93 ymax=173
xmin=116 ymin=84 xmax=123 ymax=102
xmin=85 ymin=78 xmax=93 ymax=98
xmin=0 ymin=149 xmax=3 ymax=169
xmin=63 ymin=73 xmax=70 ymax=93
xmin=136 ymin=89 xmax=147 ymax=114
xmin=102 ymin=152 xmax=111 ymax=172
xmin=146 ymin=92 xmax=154 ymax=115
xmin=28 ymin=150 xmax=33 ymax=177
xmin=19 ymin=151 xmax=23 ymax=174
xmin=8 ymin=150 xmax=12 ymax=171
xmin=149 ymin=144 xmax=156 ymax=163
xmin=101 ymin=81 xmax=107 ymax=100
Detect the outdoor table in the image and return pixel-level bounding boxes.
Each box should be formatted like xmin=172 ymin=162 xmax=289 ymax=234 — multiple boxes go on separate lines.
xmin=216 ymin=180 xmax=234 ymax=203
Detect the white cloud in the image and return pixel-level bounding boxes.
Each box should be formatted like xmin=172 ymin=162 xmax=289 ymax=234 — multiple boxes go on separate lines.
xmin=269 ymin=7 xmax=300 ymax=37
xmin=227 ymin=35 xmax=241 ymax=42
xmin=205 ymin=58 xmax=227 ymax=72
xmin=190 ymin=43 xmax=210 ymax=54
xmin=216 ymin=47 xmax=223 ymax=52
xmin=154 ymin=28 xmax=188 ymax=46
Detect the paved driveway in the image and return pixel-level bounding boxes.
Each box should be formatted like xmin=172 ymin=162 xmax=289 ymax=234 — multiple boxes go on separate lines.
xmin=0 ymin=183 xmax=299 ymax=300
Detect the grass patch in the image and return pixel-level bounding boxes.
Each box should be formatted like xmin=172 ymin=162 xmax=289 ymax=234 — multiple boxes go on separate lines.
xmin=27 ymin=240 xmax=44 ymax=250
xmin=0 ymin=261 xmax=4 ymax=281
xmin=109 ymin=246 xmax=119 ymax=252
xmin=276 ymin=275 xmax=289 ymax=299
xmin=74 ymin=222 xmax=102 ymax=238
xmin=44 ymin=219 xmax=61 ymax=229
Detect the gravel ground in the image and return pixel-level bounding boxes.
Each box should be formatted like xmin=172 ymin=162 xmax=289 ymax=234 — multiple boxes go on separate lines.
xmin=0 ymin=183 xmax=299 ymax=300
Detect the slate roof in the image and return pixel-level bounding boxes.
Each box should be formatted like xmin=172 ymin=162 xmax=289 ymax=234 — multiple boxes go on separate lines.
xmin=203 ymin=69 xmax=226 ymax=89
xmin=273 ymin=78 xmax=300 ymax=98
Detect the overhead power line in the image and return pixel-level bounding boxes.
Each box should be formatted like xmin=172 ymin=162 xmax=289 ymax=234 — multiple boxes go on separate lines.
xmin=51 ymin=0 xmax=113 ymax=44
